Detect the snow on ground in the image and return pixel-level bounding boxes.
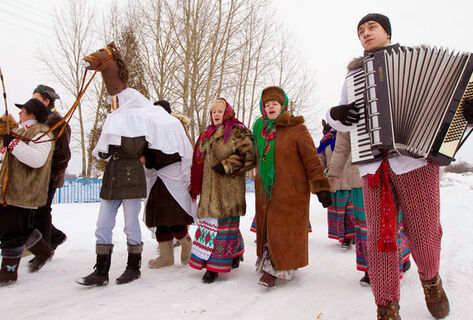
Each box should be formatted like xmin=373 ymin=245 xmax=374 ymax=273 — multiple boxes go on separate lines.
xmin=3 ymin=174 xmax=473 ymax=319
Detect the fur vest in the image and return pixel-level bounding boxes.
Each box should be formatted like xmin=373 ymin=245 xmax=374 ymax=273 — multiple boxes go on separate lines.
xmin=0 ymin=123 xmax=54 ymax=208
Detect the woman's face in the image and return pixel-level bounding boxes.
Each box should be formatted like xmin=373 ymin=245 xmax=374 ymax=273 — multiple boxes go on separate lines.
xmin=264 ymin=100 xmax=282 ymax=120
xmin=211 ymin=103 xmax=225 ymax=125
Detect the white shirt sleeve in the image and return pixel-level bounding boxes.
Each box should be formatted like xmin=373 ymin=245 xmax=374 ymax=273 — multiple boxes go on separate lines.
xmin=325 ymin=77 xmax=353 ymax=133
xmin=11 ymin=132 xmax=52 ymax=168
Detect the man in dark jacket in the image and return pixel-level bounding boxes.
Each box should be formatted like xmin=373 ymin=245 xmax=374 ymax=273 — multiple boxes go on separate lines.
xmin=32 ymin=85 xmax=71 ymax=250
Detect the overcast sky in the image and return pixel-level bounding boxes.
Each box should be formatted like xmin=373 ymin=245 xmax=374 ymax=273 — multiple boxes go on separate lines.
xmin=1 ymin=0 xmax=473 ymax=172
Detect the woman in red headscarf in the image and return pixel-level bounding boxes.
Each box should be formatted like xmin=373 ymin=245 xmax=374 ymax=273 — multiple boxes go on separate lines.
xmin=189 ymin=98 xmax=255 ymax=283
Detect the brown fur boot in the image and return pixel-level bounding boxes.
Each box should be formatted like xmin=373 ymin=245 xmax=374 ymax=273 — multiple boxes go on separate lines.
xmin=0 ymin=257 xmax=21 ymax=286
xmin=377 ymin=302 xmax=401 ymax=320
xmin=148 ymin=240 xmax=174 ymax=268
xmin=177 ymin=234 xmax=192 ymax=265
xmin=421 ymin=273 xmax=450 ymax=319
xmin=28 ymin=238 xmax=54 ymax=272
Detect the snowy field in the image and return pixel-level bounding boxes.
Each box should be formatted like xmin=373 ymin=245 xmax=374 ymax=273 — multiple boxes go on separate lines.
xmin=3 ymin=172 xmax=473 ymax=320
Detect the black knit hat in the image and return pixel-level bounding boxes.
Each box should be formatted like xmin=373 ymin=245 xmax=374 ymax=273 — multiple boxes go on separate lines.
xmin=154 ymin=100 xmax=171 ymax=114
xmin=33 ymin=84 xmax=60 ymax=108
xmin=357 ymin=13 xmax=391 ymax=37
xmin=15 ymin=99 xmax=49 ymax=123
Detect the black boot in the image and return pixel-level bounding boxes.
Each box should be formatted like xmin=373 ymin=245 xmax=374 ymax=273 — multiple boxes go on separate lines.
xmin=201 ymin=270 xmax=218 ymax=284
xmin=359 ymin=272 xmax=370 ymax=287
xmin=116 ymin=243 xmax=142 ymax=285
xmin=0 ymin=257 xmax=21 ymax=286
xmin=232 ymin=255 xmax=244 ymax=269
xmin=76 ymin=244 xmax=113 ymax=286
xmin=28 ymin=238 xmax=54 ymax=273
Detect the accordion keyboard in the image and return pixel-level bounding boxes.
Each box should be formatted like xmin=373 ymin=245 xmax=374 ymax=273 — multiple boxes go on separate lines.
xmin=347 ymin=70 xmax=375 ymax=164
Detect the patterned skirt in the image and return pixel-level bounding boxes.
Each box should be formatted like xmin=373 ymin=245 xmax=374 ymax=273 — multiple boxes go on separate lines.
xmin=189 ymin=216 xmax=244 ymax=273
xmin=327 ymin=190 xmax=356 ymax=242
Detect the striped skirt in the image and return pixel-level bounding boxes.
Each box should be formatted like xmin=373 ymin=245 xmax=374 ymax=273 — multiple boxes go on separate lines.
xmin=327 ymin=190 xmax=356 ymax=242
xmin=189 ymin=216 xmax=244 ymax=273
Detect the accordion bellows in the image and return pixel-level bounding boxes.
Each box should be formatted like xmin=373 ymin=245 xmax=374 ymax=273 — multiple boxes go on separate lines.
xmin=348 ymin=46 xmax=473 ymax=165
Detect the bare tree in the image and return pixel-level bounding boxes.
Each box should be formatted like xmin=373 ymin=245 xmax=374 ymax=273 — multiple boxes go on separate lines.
xmin=39 ymin=0 xmax=96 ymax=177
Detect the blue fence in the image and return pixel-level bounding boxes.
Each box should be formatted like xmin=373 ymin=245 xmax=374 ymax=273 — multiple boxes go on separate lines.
xmin=52 ymin=178 xmax=255 ymax=204
xmin=52 ymin=178 xmax=103 ymax=204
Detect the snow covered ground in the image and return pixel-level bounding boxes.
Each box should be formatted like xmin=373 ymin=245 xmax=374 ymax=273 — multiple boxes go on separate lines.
xmin=3 ymin=172 xmax=473 ymax=319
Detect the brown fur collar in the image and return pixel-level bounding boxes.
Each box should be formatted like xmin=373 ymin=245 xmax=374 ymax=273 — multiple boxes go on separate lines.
xmin=275 ymin=111 xmax=305 ymax=127
xmin=347 ymin=57 xmax=363 ymax=72
xmin=212 ymin=125 xmax=250 ymax=140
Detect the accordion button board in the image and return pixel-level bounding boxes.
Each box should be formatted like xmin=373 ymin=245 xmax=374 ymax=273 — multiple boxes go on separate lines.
xmin=347 ymin=46 xmax=473 ymax=166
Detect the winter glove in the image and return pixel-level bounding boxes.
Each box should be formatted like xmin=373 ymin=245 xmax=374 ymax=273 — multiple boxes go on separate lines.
xmin=463 ymin=98 xmax=473 ymax=124
xmin=329 ymin=102 xmax=360 ymax=126
xmin=98 ymin=152 xmax=110 ymax=160
xmin=212 ymin=163 xmax=226 ymax=175
xmin=316 ymin=190 xmax=332 ymax=208
xmin=2 ymin=134 xmax=14 ymax=147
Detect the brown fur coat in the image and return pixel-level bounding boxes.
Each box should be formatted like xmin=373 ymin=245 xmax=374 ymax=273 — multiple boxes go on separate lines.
xmin=255 ymin=112 xmax=330 ymax=271
xmin=197 ymin=126 xmax=255 ymax=219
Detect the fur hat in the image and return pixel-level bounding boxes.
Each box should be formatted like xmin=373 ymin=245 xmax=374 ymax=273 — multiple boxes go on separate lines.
xmin=15 ymin=99 xmax=49 ymax=123
xmin=154 ymin=99 xmax=171 ymax=114
xmin=33 ymin=85 xmax=60 ymax=108
xmin=357 ymin=13 xmax=391 ymax=37
xmin=261 ymin=86 xmax=285 ymax=105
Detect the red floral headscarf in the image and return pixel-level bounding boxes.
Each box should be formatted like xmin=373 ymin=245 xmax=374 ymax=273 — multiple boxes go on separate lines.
xmin=190 ymin=98 xmax=246 ymax=200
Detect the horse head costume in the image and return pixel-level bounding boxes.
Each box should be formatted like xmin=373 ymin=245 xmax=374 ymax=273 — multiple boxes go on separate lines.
xmin=83 ymin=42 xmax=128 ymax=97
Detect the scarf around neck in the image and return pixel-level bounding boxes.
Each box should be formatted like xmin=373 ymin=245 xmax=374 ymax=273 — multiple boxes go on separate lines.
xmin=190 ymin=98 xmax=246 ymax=200
xmin=253 ymin=88 xmax=289 ymax=200
xmin=317 ymin=130 xmax=336 ymax=154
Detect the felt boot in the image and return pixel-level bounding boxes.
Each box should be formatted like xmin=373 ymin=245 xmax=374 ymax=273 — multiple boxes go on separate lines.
xmin=76 ymin=244 xmax=113 ymax=286
xmin=0 ymin=257 xmax=21 ymax=286
xmin=177 ymin=234 xmax=192 ymax=265
xmin=148 ymin=240 xmax=174 ymax=268
xmin=116 ymin=243 xmax=142 ymax=285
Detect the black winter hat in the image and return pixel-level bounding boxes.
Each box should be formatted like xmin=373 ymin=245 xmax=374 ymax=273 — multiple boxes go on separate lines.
xmin=357 ymin=13 xmax=391 ymax=37
xmin=15 ymin=99 xmax=49 ymax=123
xmin=154 ymin=100 xmax=172 ymax=114
xmin=33 ymin=84 xmax=60 ymax=108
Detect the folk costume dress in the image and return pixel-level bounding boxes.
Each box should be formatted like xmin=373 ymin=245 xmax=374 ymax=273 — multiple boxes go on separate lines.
xmin=253 ymin=88 xmax=330 ymax=281
xmin=317 ymin=129 xmax=356 ymax=244
xmin=189 ymin=99 xmax=255 ymax=273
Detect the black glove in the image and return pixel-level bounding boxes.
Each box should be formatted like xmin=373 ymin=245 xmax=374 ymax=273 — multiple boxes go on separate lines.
xmin=2 ymin=134 xmax=14 ymax=147
xmin=329 ymin=102 xmax=360 ymax=126
xmin=463 ymin=98 xmax=473 ymax=124
xmin=212 ymin=163 xmax=226 ymax=175
xmin=316 ymin=191 xmax=332 ymax=208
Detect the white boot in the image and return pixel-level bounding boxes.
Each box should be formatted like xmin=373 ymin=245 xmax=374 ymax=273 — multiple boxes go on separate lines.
xmin=177 ymin=234 xmax=192 ymax=265
xmin=148 ymin=240 xmax=174 ymax=269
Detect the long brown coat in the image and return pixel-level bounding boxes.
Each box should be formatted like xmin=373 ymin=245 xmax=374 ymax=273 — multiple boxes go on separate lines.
xmin=197 ymin=126 xmax=255 ymax=219
xmin=255 ymin=112 xmax=330 ymax=271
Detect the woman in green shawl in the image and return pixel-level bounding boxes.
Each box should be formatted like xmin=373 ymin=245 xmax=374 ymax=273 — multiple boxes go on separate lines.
xmin=253 ymin=86 xmax=332 ymax=287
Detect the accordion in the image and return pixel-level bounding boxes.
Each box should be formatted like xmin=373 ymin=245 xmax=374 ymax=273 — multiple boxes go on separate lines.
xmin=347 ymin=46 xmax=473 ymax=165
